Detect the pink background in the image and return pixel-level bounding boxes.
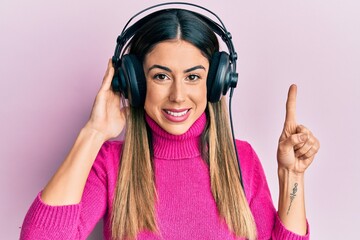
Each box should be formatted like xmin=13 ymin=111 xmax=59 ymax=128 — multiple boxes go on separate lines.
xmin=1 ymin=0 xmax=359 ymax=239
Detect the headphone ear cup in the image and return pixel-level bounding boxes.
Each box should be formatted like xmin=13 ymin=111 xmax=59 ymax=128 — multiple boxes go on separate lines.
xmin=207 ymin=51 xmax=230 ymax=102
xmin=120 ymin=54 xmax=146 ymax=107
xmin=111 ymin=59 xmax=123 ymax=94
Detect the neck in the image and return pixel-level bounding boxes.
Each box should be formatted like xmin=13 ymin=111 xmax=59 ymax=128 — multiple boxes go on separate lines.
xmin=145 ymin=113 xmax=207 ymax=160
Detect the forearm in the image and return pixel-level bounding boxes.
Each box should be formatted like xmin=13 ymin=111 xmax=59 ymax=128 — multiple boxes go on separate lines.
xmin=41 ymin=126 xmax=106 ymax=206
xmin=277 ymin=168 xmax=307 ymax=235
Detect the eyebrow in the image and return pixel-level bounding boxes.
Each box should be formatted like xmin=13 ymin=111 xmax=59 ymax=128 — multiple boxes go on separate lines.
xmin=147 ymin=64 xmax=206 ymax=74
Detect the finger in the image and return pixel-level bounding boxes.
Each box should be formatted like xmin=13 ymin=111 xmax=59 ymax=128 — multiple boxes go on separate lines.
xmin=294 ymin=125 xmax=310 ymax=150
xmin=294 ymin=142 xmax=305 ymax=151
xmin=279 ymin=132 xmax=308 ymax=151
xmin=296 ymin=124 xmax=309 ymax=134
xmin=295 ymin=130 xmax=320 ymax=158
xmin=294 ymin=125 xmax=311 ymax=147
xmin=295 ymin=138 xmax=313 ymax=158
xmin=101 ymin=59 xmax=115 ymax=91
xmin=285 ymin=84 xmax=297 ymax=125
xmin=298 ymin=136 xmax=320 ymax=160
xmin=298 ymin=144 xmax=319 ymax=160
xmin=297 ymin=147 xmax=313 ymax=160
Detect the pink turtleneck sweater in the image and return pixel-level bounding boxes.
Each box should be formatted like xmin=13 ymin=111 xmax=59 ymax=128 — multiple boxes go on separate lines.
xmin=21 ymin=113 xmax=309 ymax=239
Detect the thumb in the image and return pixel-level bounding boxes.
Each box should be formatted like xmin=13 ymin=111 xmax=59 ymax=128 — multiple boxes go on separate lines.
xmin=281 ymin=133 xmax=308 ymax=149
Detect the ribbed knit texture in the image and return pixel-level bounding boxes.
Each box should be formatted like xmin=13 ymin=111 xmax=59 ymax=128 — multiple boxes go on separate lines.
xmin=145 ymin=112 xmax=204 ymax=160
xmin=20 ymin=113 xmax=309 ymax=240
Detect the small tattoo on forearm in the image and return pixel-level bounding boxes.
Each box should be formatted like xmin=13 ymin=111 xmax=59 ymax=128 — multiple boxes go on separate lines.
xmin=287 ymin=183 xmax=298 ymax=215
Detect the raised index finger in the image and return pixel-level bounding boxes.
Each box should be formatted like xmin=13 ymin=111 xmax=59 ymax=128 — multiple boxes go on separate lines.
xmin=285 ymin=84 xmax=297 ymax=124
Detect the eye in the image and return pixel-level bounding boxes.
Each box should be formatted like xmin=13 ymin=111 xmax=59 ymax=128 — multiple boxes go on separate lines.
xmin=153 ymin=73 xmax=170 ymax=81
xmin=187 ymin=74 xmax=200 ymax=81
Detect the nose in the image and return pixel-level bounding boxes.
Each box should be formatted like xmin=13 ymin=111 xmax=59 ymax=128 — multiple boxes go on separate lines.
xmin=169 ymin=80 xmax=185 ymax=103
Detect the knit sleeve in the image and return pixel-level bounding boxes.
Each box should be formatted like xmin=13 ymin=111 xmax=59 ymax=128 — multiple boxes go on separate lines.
xmin=20 ymin=141 xmax=121 ymax=240
xmin=235 ymin=140 xmax=310 ymax=240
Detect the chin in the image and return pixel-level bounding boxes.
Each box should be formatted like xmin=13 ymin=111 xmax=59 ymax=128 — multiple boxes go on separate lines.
xmin=163 ymin=124 xmax=191 ymax=135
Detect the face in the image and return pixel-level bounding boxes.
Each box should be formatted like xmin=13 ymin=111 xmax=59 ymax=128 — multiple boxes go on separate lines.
xmin=143 ymin=40 xmax=209 ymax=135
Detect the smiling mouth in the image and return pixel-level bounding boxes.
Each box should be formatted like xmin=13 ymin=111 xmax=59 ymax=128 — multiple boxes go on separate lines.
xmin=164 ymin=109 xmax=190 ymax=117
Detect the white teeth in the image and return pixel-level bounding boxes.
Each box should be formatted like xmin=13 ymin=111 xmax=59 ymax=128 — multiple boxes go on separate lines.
xmin=165 ymin=110 xmax=188 ymax=117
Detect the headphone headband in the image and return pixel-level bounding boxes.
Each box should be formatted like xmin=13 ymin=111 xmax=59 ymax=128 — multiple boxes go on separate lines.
xmin=122 ymin=2 xmax=228 ymax=34
xmin=113 ymin=2 xmax=238 ymax=73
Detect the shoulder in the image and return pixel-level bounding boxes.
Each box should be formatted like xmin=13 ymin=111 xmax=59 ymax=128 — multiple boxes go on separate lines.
xmin=235 ymin=139 xmax=256 ymax=156
xmin=99 ymin=140 xmax=123 ymax=155
xmin=92 ymin=140 xmax=124 ymax=174
xmin=234 ymin=139 xmax=261 ymax=177
xmin=235 ymin=138 xmax=266 ymax=168
xmin=99 ymin=139 xmax=123 ymax=158
xmin=234 ymin=139 xmax=268 ymax=199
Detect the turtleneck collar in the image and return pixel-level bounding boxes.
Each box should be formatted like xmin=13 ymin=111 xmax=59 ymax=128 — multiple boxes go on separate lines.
xmin=145 ymin=112 xmax=207 ymax=160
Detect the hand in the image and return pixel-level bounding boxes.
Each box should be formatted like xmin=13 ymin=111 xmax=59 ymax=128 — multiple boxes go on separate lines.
xmin=85 ymin=59 xmax=127 ymax=141
xmin=277 ymin=84 xmax=320 ymax=174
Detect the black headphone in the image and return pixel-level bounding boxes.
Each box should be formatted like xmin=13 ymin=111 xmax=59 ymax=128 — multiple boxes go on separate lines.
xmin=111 ymin=2 xmax=239 ymax=107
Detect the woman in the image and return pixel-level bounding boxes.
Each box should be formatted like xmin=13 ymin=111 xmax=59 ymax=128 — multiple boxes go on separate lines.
xmin=21 ymin=7 xmax=320 ymax=240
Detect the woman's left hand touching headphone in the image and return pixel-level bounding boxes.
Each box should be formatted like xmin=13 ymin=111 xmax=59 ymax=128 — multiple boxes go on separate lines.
xmin=277 ymin=84 xmax=320 ymax=174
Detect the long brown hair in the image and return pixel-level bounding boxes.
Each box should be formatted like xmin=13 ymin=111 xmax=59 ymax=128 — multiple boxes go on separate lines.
xmin=205 ymin=100 xmax=257 ymax=240
xmin=111 ymin=9 xmax=256 ymax=240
